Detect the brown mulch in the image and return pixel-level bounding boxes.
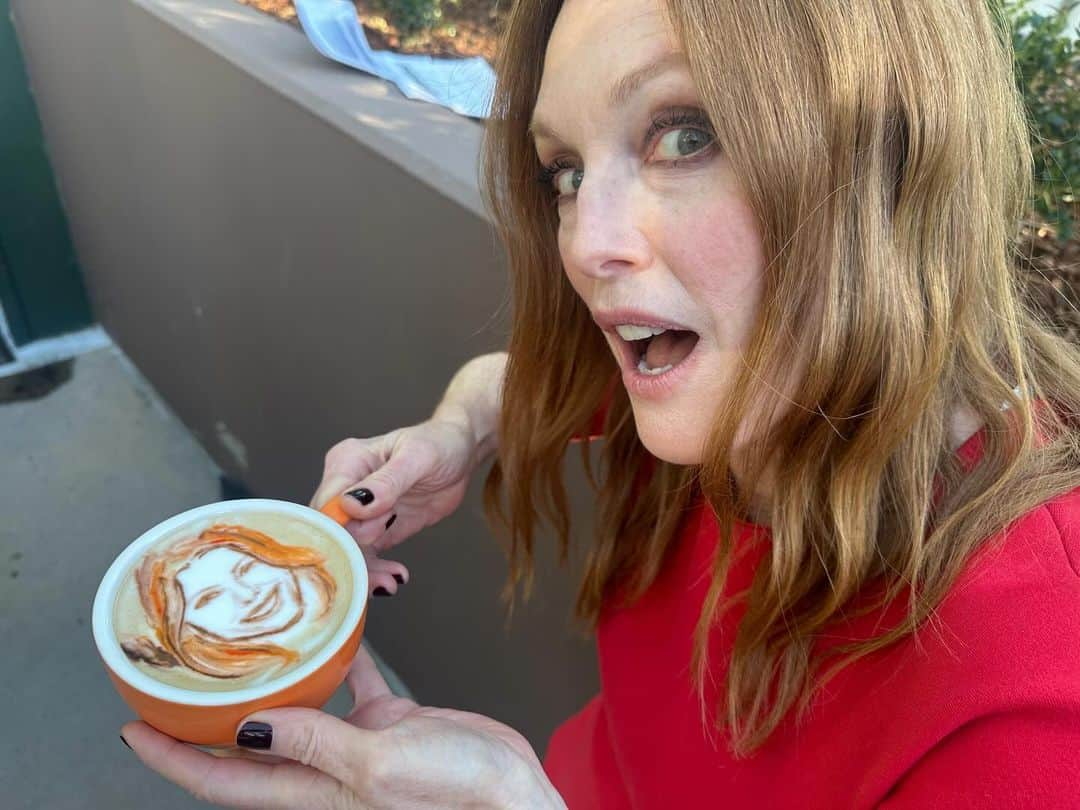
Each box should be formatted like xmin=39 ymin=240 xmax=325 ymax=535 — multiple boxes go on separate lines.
xmin=1017 ymin=217 xmax=1080 ymax=345
xmin=236 ymin=0 xmax=509 ymax=60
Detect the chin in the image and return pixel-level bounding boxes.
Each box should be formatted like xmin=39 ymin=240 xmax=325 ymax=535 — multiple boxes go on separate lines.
xmin=634 ymin=417 xmax=704 ymax=466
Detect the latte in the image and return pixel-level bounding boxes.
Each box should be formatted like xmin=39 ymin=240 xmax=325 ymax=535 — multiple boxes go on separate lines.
xmin=112 ymin=511 xmax=353 ymax=692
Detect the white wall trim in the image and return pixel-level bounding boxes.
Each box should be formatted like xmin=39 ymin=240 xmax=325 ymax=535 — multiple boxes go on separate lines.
xmin=0 ymin=324 xmax=112 ymax=378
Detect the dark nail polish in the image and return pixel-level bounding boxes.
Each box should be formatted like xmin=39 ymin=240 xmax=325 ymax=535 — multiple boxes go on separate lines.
xmin=385 ymin=513 xmax=397 ymax=529
xmin=373 ymin=586 xmax=393 ymax=597
xmin=347 ymin=488 xmax=375 ymax=506
xmin=120 ymin=735 xmax=132 ymax=751
xmin=236 ymin=721 xmax=273 ymax=749
xmin=393 ymin=573 xmax=405 ymax=585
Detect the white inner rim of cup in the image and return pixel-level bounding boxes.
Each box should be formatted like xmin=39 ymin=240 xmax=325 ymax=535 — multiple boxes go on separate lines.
xmin=92 ymin=498 xmax=368 ymax=706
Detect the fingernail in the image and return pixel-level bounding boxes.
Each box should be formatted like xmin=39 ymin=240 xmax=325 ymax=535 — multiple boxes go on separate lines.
xmin=236 ymin=721 xmax=273 ymax=749
xmin=373 ymin=586 xmax=393 ymax=597
xmin=120 ymin=735 xmax=131 ymax=751
xmin=347 ymin=488 xmax=375 ymax=505
xmin=393 ymin=573 xmax=405 ymax=585
xmin=385 ymin=513 xmax=397 ymax=529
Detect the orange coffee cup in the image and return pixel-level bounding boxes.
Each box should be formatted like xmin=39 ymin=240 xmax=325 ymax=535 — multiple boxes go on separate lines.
xmin=91 ymin=496 xmax=366 ymax=746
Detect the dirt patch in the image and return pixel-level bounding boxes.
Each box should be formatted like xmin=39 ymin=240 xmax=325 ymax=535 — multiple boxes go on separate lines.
xmin=236 ymin=0 xmax=509 ymax=61
xmin=1017 ymin=216 xmax=1080 ymax=345
xmin=0 ymin=359 xmax=74 ymax=405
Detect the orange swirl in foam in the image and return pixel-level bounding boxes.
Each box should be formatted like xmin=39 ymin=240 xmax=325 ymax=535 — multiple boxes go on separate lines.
xmin=122 ymin=524 xmax=337 ymax=681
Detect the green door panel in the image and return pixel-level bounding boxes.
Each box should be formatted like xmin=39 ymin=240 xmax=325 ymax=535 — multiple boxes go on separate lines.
xmin=0 ymin=0 xmax=93 ymax=347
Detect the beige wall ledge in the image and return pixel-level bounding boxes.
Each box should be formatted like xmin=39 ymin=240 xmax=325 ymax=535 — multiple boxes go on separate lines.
xmin=134 ymin=0 xmax=489 ymax=220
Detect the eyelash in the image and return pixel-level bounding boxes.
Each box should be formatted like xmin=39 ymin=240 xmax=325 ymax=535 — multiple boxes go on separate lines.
xmin=534 ymin=109 xmax=715 ymax=197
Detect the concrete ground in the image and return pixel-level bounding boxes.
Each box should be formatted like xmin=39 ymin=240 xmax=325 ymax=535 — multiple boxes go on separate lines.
xmin=0 ymin=344 xmax=409 ymax=809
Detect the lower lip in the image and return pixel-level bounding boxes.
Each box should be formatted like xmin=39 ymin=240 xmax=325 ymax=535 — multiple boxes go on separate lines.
xmin=620 ymin=336 xmax=704 ymax=400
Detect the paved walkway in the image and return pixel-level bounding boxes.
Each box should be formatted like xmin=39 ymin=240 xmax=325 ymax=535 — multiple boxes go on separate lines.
xmin=0 ymin=344 xmax=407 ymax=809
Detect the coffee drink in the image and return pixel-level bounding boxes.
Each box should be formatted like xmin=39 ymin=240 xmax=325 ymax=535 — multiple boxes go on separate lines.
xmin=112 ymin=511 xmax=353 ymax=692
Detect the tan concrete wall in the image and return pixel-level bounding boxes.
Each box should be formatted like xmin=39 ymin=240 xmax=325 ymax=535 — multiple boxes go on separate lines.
xmin=12 ymin=0 xmax=600 ymax=753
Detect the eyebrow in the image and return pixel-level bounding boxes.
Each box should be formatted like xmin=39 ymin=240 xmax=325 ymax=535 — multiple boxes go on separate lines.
xmin=528 ymin=50 xmax=688 ymax=142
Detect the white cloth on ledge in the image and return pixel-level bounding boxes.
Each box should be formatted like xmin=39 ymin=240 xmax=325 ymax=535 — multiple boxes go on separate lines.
xmin=293 ymin=0 xmax=496 ymax=119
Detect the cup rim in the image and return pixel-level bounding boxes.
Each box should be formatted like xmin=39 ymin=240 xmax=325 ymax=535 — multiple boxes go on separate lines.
xmin=92 ymin=498 xmax=368 ymax=706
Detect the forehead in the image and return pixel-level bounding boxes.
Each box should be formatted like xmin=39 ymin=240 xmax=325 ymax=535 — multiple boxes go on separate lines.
xmin=534 ymin=0 xmax=680 ymax=115
xmin=179 ymin=546 xmax=261 ymax=575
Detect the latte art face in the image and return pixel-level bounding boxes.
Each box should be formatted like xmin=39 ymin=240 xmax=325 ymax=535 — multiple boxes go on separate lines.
xmin=112 ymin=513 xmax=352 ymax=692
xmin=179 ymin=547 xmax=315 ymax=641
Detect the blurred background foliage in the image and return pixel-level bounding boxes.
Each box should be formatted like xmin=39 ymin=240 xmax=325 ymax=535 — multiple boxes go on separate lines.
xmin=997 ymin=0 xmax=1079 ymax=341
xmin=1002 ymin=0 xmax=1079 ymax=239
xmin=370 ymin=0 xmax=449 ymax=38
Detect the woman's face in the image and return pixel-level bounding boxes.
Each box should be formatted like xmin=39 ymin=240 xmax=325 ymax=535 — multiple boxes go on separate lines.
xmin=532 ymin=0 xmax=768 ymax=465
xmin=177 ymin=547 xmax=302 ymax=640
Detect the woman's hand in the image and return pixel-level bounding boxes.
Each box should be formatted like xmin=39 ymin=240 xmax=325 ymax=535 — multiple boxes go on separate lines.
xmin=121 ymin=645 xmax=566 ymax=810
xmin=310 ymin=419 xmax=479 ymax=596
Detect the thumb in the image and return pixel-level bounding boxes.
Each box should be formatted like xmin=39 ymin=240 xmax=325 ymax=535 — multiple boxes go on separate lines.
xmin=345 ymin=645 xmax=417 ymax=730
xmin=309 ymin=472 xmax=356 ymax=511
xmin=235 ymin=707 xmax=372 ymax=789
xmin=337 ymin=447 xmax=430 ymax=521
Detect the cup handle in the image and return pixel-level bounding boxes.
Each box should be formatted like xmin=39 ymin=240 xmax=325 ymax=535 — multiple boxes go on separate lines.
xmin=318 ymin=495 xmax=352 ymax=527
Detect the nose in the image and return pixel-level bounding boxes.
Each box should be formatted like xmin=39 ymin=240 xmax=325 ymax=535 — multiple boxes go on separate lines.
xmin=561 ymin=162 xmax=651 ymax=279
xmin=229 ymin=576 xmax=259 ymax=604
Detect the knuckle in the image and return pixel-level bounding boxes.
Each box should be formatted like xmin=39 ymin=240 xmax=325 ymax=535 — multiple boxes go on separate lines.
xmin=323 ymin=781 xmax=356 ymax=810
xmin=188 ymin=780 xmax=219 ymax=806
xmin=292 ymin=723 xmax=324 ymax=768
xmin=352 ymin=749 xmax=388 ymax=795
xmin=401 ymin=431 xmax=440 ymax=460
xmin=371 ymin=467 xmax=403 ymax=496
xmin=325 ymin=437 xmax=364 ymax=465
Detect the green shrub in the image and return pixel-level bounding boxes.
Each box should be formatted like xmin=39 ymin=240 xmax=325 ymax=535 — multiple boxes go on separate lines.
xmin=370 ymin=0 xmax=445 ymax=39
xmin=1000 ymin=0 xmax=1079 ymax=239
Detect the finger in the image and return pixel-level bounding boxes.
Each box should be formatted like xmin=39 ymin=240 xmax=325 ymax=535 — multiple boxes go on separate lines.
xmin=343 ymin=512 xmax=400 ymax=550
xmin=121 ymin=721 xmax=343 ymax=810
xmin=347 ymin=644 xmax=393 ymax=706
xmin=364 ymin=552 xmax=409 ymax=595
xmin=311 ymin=473 xmax=368 ymax=513
xmin=237 ymin=708 xmax=374 ymax=794
xmin=207 ymin=746 xmax=293 ymax=766
xmin=344 ymin=646 xmax=417 ymax=730
xmin=312 ymin=437 xmax=384 ymax=511
xmin=335 ymin=445 xmax=433 ymax=522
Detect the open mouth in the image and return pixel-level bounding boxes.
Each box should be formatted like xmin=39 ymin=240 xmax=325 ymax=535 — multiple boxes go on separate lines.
xmin=619 ymin=329 xmax=700 ymax=373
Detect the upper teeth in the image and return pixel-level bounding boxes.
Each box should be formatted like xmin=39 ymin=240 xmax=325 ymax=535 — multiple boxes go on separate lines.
xmin=615 ymin=324 xmax=668 ymax=341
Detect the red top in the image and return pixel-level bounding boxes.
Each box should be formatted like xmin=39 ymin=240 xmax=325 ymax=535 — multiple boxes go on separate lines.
xmin=546 ymin=413 xmax=1080 ymax=808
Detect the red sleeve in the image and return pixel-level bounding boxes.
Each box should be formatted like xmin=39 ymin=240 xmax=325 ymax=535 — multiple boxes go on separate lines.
xmin=569 ymin=379 xmax=617 ymax=445
xmin=878 ymin=706 xmax=1080 ymax=808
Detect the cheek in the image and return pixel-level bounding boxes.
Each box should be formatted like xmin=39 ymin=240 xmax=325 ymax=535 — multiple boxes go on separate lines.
xmin=556 ymin=224 xmax=579 ymax=288
xmin=662 ymin=196 xmax=766 ymax=342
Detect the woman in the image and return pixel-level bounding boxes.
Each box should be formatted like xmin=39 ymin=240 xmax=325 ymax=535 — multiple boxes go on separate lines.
xmin=121 ymin=0 xmax=1080 ymax=806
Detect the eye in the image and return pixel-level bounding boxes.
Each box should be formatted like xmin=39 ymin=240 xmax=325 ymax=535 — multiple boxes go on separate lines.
xmin=644 ymin=108 xmax=715 ymax=163
xmin=555 ymin=167 xmax=584 ymax=196
xmin=533 ymin=108 xmax=716 ymax=202
xmin=233 ymin=557 xmax=255 ymax=578
xmin=194 ymin=587 xmax=223 ymax=609
xmin=536 ymin=159 xmax=581 ymax=200
xmin=653 ymin=126 xmax=713 ymax=161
